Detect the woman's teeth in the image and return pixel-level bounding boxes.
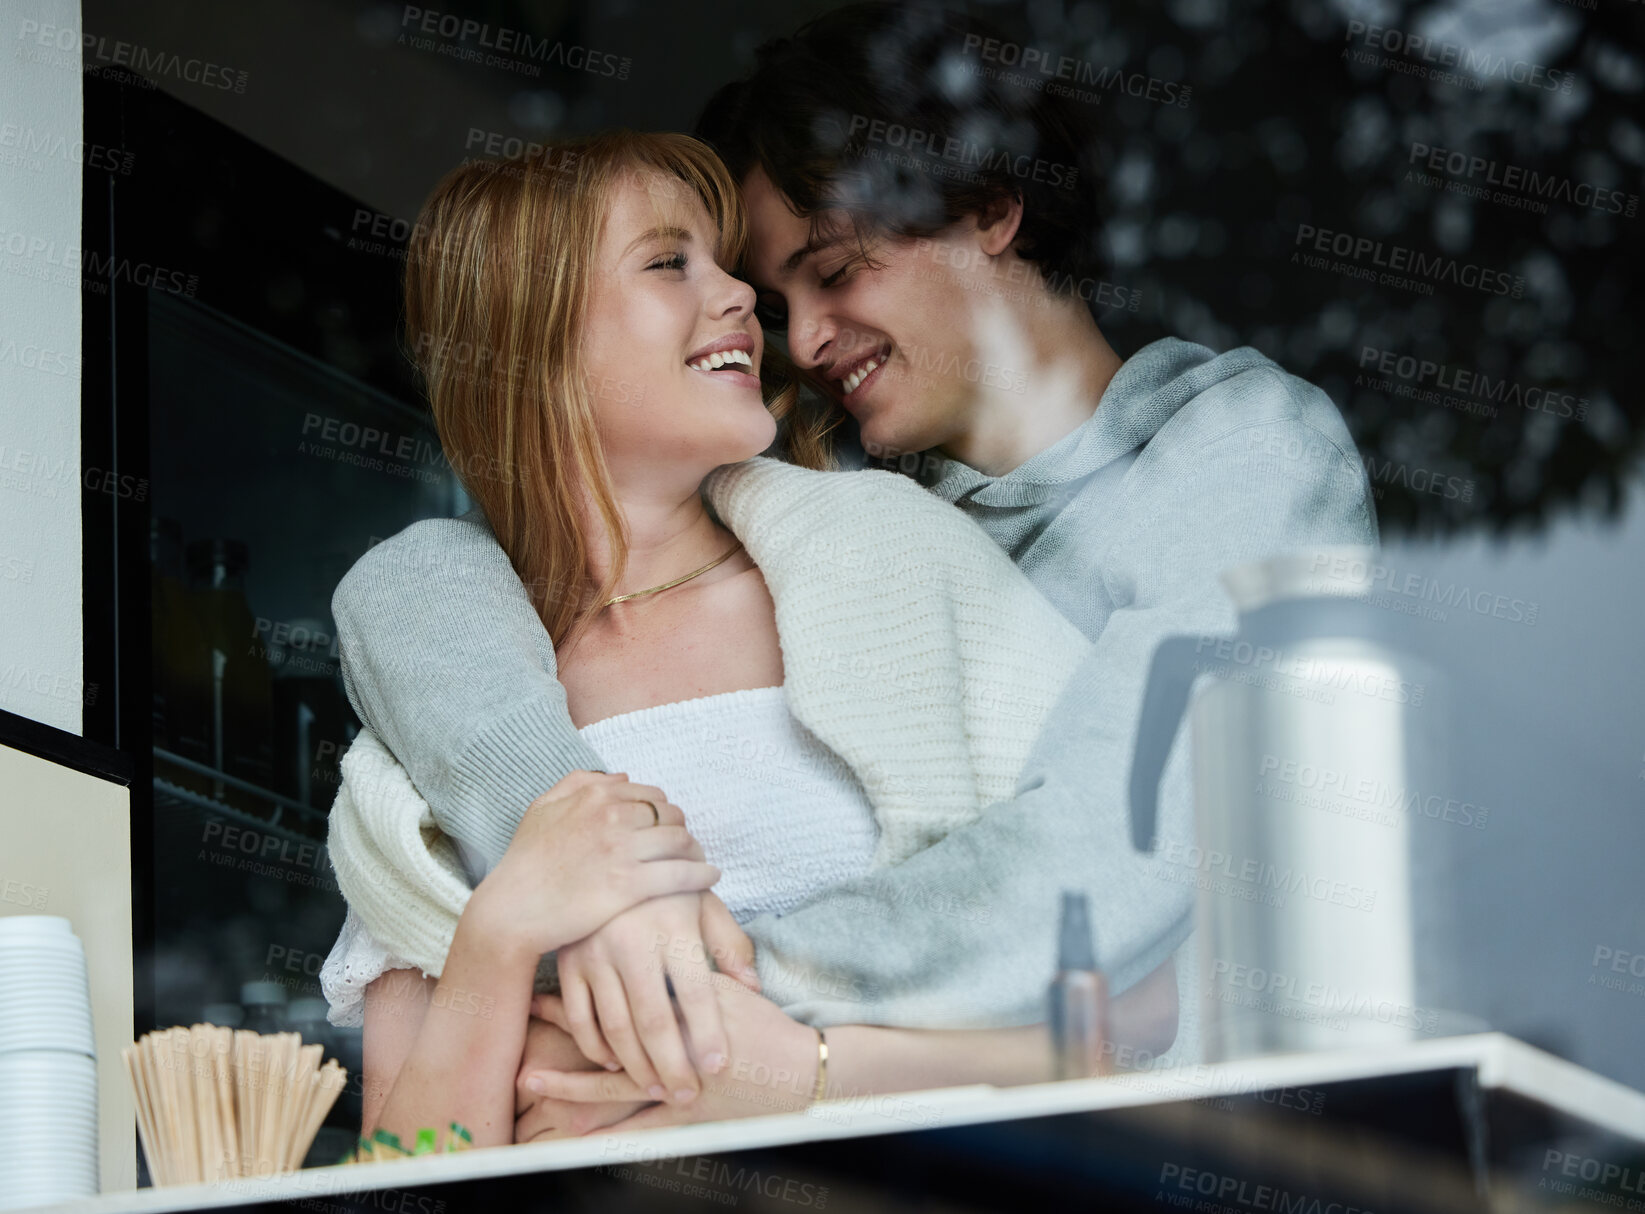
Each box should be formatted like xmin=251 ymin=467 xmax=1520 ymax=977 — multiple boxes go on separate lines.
xmin=689 ymin=349 xmax=753 ymax=372
xmin=843 ymin=357 xmax=881 ymax=394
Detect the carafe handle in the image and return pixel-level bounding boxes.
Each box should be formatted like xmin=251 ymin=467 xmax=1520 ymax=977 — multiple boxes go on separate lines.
xmin=1128 ymin=635 xmax=1200 ymax=852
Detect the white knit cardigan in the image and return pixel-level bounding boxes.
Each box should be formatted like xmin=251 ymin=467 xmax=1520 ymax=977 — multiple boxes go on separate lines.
xmin=325 ymin=456 xmax=1093 ymax=980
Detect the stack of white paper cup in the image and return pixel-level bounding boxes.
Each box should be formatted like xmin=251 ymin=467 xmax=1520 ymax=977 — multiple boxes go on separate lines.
xmin=0 ymin=916 xmax=99 ymax=1207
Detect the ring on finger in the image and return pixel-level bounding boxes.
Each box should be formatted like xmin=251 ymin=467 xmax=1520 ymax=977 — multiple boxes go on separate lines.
xmin=641 ymin=799 xmax=660 ymax=827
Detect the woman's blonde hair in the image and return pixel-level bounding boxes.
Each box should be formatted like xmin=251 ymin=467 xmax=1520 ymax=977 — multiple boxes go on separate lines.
xmin=403 ymin=130 xmax=837 ymax=647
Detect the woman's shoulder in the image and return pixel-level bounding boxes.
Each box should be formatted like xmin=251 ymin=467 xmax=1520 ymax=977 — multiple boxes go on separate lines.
xmin=708 ymin=455 xmax=963 ymax=520
xmin=705 ymin=456 xmax=1017 ymax=588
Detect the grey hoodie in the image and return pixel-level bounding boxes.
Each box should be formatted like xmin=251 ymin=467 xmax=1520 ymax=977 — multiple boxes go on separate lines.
xmin=330 ymin=337 xmax=1377 ymax=1048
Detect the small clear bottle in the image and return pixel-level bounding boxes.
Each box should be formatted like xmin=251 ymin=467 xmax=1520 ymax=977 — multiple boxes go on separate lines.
xmin=1048 ymin=890 xmax=1112 ymax=1079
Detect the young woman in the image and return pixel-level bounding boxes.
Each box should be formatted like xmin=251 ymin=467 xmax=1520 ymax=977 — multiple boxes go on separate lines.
xmin=327 ymin=130 xmax=1177 ymax=1148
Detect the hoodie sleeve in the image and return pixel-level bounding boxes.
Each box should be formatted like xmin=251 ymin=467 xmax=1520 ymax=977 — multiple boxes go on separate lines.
xmin=742 ymin=403 xmax=1379 ymax=1030
xmin=331 ymin=510 xmax=607 ymax=873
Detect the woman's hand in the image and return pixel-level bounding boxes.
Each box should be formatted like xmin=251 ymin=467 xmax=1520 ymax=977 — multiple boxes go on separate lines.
xmin=465 ymin=770 xmax=720 ymax=958
xmin=553 ymin=890 xmax=761 ymax=1106
xmin=521 ymin=979 xmax=818 ymax=1131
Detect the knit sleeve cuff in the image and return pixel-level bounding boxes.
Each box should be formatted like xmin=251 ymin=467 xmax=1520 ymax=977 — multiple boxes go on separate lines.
xmin=438 ymin=699 xmax=611 ymax=874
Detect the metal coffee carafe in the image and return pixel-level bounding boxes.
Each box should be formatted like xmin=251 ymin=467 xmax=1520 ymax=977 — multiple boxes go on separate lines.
xmin=1130 ymin=547 xmax=1459 ymax=1062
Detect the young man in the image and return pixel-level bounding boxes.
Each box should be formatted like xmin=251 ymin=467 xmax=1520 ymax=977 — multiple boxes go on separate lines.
xmin=330 ymin=2 xmax=1375 ymax=1105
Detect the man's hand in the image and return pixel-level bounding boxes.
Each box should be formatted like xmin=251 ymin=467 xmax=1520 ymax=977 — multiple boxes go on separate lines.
xmin=520 ymin=980 xmax=818 ymax=1132
xmin=553 ymin=891 xmax=760 ymax=1105
xmin=513 ymin=1013 xmax=650 ymax=1141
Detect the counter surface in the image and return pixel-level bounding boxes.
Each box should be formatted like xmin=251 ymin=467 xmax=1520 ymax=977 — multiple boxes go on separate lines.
xmin=29 ymin=1031 xmax=1645 ymax=1213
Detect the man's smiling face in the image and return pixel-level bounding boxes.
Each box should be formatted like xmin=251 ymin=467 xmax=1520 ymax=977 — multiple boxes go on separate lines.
xmin=740 ymin=167 xmax=1006 ymax=459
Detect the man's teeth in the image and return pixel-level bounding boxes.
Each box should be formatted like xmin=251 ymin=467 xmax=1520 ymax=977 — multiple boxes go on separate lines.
xmin=689 ymin=348 xmax=753 ymax=372
xmin=843 ymin=357 xmax=881 ymax=394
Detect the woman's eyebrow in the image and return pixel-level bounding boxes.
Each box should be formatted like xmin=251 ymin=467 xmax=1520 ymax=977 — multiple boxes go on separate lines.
xmin=623 ymin=225 xmax=693 ymax=256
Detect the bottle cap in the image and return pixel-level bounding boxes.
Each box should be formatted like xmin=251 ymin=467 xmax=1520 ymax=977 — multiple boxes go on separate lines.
xmin=240 ymin=980 xmax=288 ymax=1006
xmin=288 ymin=997 xmax=330 ymax=1024
xmin=1058 ymin=889 xmax=1097 ymax=972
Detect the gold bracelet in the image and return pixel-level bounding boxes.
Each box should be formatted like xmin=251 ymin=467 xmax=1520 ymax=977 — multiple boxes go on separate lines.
xmin=810 ymin=1028 xmax=828 ymax=1105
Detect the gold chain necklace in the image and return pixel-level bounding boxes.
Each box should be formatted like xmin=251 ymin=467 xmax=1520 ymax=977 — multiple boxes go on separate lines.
xmin=599 ymin=541 xmax=743 ymax=608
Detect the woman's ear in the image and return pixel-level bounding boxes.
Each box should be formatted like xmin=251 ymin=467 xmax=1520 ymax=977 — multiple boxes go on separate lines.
xmin=976 ymin=191 xmax=1025 ymax=257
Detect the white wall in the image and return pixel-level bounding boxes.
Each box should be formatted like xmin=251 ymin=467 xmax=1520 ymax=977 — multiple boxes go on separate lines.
xmin=0 ymin=0 xmax=85 ymax=734
xmin=0 ymin=741 xmax=135 ymax=1193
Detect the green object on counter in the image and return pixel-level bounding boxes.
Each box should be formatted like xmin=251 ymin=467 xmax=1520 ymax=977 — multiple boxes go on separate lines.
xmin=341 ymin=1122 xmax=473 ymax=1162
xmin=371 ymin=1129 xmax=405 ymax=1154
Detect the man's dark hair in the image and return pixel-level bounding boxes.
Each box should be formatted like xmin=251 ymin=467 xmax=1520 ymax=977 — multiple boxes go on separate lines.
xmin=696 ymin=1 xmax=1109 ymax=316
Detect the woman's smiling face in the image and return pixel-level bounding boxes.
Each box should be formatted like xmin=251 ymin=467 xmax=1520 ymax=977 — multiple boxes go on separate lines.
xmin=582 ymin=168 xmax=776 ymax=493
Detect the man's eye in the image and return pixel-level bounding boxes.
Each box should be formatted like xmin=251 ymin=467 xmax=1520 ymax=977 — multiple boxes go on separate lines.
xmin=819 ymin=260 xmax=857 ymax=288
xmin=647 ymin=253 xmax=688 ymax=271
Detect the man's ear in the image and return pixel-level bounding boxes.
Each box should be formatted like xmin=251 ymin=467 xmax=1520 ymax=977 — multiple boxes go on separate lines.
xmin=976 ymin=191 xmax=1024 ymax=257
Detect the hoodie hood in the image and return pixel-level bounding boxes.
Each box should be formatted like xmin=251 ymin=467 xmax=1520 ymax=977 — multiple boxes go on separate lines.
xmin=928 ymin=337 xmax=1277 ymax=510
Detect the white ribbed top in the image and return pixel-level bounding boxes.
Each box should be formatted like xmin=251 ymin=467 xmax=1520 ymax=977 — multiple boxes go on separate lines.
xmin=322 ymin=686 xmax=878 ymax=1027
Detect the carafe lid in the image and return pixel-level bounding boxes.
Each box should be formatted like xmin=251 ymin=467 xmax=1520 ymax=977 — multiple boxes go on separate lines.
xmin=1220 ymin=545 xmax=1378 ymax=613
